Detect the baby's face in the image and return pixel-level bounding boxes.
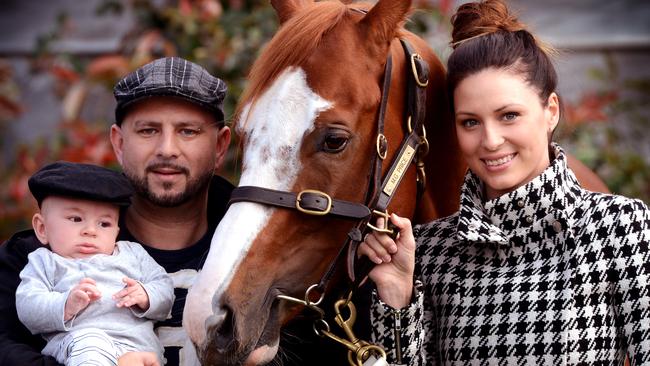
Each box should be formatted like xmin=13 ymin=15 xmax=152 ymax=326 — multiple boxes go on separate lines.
xmin=35 ymin=196 xmax=120 ymax=259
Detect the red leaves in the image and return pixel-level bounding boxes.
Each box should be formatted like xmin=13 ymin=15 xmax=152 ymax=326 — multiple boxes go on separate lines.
xmin=564 ymin=91 xmax=618 ymax=126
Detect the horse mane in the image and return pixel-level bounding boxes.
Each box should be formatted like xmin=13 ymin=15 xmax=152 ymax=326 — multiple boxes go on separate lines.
xmin=234 ymin=2 xmax=349 ymax=125
xmin=234 ymin=1 xmax=410 ymax=128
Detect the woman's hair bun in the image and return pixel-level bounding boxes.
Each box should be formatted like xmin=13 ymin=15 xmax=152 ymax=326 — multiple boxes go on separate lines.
xmin=450 ymin=0 xmax=526 ymax=48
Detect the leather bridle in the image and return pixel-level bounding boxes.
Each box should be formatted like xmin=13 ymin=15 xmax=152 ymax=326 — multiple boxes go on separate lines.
xmin=227 ymin=38 xmax=430 ymax=364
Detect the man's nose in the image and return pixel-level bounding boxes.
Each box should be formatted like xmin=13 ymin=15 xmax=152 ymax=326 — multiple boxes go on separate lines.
xmin=156 ymin=130 xmax=181 ymax=158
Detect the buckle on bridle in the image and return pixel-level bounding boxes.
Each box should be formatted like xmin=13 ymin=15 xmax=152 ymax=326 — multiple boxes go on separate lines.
xmin=296 ymin=189 xmax=333 ymax=216
xmin=410 ymin=53 xmax=429 ymax=88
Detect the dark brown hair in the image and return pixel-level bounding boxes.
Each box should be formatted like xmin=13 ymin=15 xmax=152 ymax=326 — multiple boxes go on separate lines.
xmin=447 ymin=0 xmax=557 ymax=106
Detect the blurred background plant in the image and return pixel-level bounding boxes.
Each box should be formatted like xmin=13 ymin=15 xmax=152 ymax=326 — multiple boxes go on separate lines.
xmin=0 ymin=0 xmax=648 ymax=240
xmin=556 ymin=55 xmax=650 ymax=201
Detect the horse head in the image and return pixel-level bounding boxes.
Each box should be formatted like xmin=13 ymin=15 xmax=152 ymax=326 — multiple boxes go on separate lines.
xmin=184 ymin=0 xmax=464 ymax=364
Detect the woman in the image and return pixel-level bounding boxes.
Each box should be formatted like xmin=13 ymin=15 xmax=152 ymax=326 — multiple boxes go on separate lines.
xmin=361 ymin=1 xmax=650 ymax=365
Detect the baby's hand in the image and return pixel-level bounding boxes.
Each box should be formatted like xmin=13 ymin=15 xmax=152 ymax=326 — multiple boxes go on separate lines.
xmin=118 ymin=351 xmax=160 ymax=366
xmin=65 ymin=278 xmax=101 ymax=321
xmin=113 ymin=277 xmax=150 ymax=311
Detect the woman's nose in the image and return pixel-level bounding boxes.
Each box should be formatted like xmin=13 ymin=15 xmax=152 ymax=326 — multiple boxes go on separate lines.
xmin=481 ymin=124 xmax=505 ymax=151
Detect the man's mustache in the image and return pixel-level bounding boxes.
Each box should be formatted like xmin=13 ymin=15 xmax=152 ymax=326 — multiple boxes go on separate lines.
xmin=146 ymin=162 xmax=190 ymax=176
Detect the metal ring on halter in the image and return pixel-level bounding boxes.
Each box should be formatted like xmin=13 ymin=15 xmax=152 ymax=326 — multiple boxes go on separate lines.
xmin=304 ymin=283 xmax=325 ymax=306
xmin=313 ymin=318 xmax=331 ymax=337
xmin=376 ymin=134 xmax=387 ymax=160
xmin=407 ymin=115 xmax=413 ymax=134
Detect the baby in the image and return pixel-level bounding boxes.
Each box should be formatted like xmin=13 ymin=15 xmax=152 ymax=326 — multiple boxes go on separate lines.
xmin=16 ymin=161 xmax=174 ymax=366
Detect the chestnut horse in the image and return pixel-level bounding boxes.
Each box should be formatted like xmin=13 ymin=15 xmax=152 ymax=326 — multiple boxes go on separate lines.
xmin=184 ymin=1 xmax=609 ymax=365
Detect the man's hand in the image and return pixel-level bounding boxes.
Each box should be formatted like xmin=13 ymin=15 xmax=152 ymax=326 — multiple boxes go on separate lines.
xmin=358 ymin=214 xmax=415 ymax=309
xmin=118 ymin=351 xmax=160 ymax=366
xmin=113 ymin=277 xmax=150 ymax=311
xmin=64 ymin=278 xmax=101 ymax=321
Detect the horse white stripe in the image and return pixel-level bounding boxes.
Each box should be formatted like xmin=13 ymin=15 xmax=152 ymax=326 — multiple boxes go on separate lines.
xmin=184 ymin=67 xmax=332 ymax=346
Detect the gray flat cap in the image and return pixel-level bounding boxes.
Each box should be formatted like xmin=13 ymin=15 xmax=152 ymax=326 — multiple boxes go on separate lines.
xmin=113 ymin=57 xmax=227 ymax=125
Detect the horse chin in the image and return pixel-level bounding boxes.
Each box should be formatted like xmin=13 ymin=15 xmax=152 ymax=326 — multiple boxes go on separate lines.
xmin=200 ymin=301 xmax=282 ymax=366
xmin=244 ymin=343 xmax=280 ymax=366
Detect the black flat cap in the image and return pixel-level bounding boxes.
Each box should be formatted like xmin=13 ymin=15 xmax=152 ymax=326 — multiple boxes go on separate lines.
xmin=29 ymin=161 xmax=133 ymax=207
xmin=113 ymin=57 xmax=227 ymax=125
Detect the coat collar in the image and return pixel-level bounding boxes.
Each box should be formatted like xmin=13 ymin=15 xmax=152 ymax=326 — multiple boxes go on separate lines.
xmin=456 ymin=144 xmax=581 ymax=246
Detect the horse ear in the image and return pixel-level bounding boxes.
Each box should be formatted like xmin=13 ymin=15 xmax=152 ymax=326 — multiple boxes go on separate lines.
xmin=271 ymin=0 xmax=313 ymax=24
xmin=360 ymin=0 xmax=412 ymax=45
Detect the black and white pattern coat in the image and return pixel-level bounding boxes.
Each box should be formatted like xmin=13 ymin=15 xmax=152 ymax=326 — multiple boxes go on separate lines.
xmin=371 ymin=145 xmax=650 ymax=365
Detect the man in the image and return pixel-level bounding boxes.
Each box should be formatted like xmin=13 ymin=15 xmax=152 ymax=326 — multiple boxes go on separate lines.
xmin=0 ymin=57 xmax=233 ymax=366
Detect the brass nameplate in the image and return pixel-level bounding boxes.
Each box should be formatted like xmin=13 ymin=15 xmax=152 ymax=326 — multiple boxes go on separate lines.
xmin=383 ymin=145 xmax=415 ymax=196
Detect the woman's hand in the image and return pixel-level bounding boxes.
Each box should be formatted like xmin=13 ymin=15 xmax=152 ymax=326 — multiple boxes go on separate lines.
xmin=358 ymin=213 xmax=415 ymax=309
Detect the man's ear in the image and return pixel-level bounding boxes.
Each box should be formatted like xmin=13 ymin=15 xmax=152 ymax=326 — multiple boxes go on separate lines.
xmin=110 ymin=124 xmax=125 ymax=165
xmin=32 ymin=213 xmax=48 ymax=245
xmin=546 ymin=92 xmax=560 ymax=135
xmin=214 ymin=125 xmax=232 ymax=172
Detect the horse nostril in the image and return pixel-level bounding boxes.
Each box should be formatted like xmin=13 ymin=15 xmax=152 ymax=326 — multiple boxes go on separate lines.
xmin=213 ymin=304 xmax=235 ymax=352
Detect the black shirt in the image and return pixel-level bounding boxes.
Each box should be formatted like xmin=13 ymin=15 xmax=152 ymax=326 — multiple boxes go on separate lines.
xmin=117 ymin=175 xmax=232 ymax=365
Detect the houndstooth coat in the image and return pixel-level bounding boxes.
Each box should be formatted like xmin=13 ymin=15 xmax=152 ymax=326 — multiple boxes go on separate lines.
xmin=371 ymin=145 xmax=650 ymax=365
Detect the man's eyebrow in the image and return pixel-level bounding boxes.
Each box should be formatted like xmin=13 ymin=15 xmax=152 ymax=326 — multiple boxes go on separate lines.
xmin=132 ymin=119 xmax=161 ymax=125
xmin=174 ymin=120 xmax=205 ymax=127
xmin=132 ymin=119 xmax=206 ymax=127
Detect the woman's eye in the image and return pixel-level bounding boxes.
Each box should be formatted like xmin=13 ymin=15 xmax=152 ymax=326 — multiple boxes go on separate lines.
xmin=461 ymin=119 xmax=479 ymax=128
xmin=323 ymin=134 xmax=349 ymax=153
xmin=503 ymin=112 xmax=519 ymax=121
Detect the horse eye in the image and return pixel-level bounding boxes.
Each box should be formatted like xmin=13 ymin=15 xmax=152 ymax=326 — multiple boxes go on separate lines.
xmin=323 ymin=134 xmax=349 ymax=153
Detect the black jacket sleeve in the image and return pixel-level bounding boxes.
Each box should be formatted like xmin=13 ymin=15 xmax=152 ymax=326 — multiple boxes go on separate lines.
xmin=0 ymin=230 xmax=61 ymax=366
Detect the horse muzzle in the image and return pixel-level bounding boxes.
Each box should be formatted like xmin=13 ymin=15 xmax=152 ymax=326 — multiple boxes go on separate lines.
xmin=198 ymin=296 xmax=281 ymax=366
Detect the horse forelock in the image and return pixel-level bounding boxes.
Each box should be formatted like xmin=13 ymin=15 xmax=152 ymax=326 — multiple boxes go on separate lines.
xmin=235 ymin=1 xmax=360 ymax=128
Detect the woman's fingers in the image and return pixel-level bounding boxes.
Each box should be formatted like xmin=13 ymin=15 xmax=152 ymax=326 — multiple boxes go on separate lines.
xmin=359 ymin=241 xmax=384 ymax=264
xmin=390 ymin=213 xmax=414 ymax=247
